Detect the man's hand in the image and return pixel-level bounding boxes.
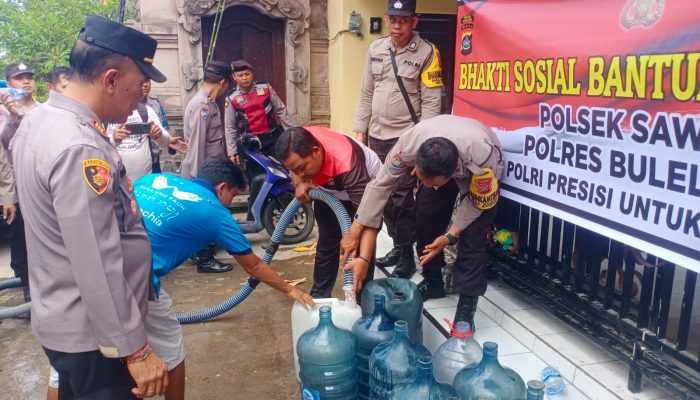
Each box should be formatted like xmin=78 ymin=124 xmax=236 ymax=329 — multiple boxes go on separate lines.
xmin=168 ymin=137 xmax=187 ymax=153
xmin=1 ymin=93 xmax=19 ymax=116
xmin=342 ymin=257 xmax=369 ymax=293
xmin=2 ymin=203 xmax=16 ymax=225
xmin=286 ymin=287 xmax=316 ymax=310
xmin=230 ymin=154 xmax=241 ymax=165
xmin=354 ymin=131 xmax=366 ymax=144
xmin=419 ymin=235 xmax=450 ymax=266
xmin=148 ymin=122 xmax=162 ymax=140
xmin=127 ymin=351 xmax=169 ymax=398
xmin=113 ymin=125 xmax=130 ymax=143
xmin=294 ymin=181 xmax=316 ymax=204
xmin=339 ymin=222 xmax=363 ymax=266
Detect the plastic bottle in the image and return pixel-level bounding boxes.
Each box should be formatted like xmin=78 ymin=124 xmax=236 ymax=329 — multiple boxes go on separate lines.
xmin=352 ymin=294 xmax=397 ymax=400
xmin=541 ymin=366 xmax=565 ymax=395
xmin=390 ymin=356 xmax=458 ymax=400
xmin=453 ymin=342 xmax=526 ymax=400
xmin=433 ymin=321 xmax=482 ymax=385
xmin=369 ymin=320 xmax=431 ymax=399
xmin=297 ymin=306 xmax=358 ymax=400
xmin=361 ymin=277 xmax=424 ymax=344
xmin=0 ymin=88 xmax=29 ymax=101
xmin=527 ymin=380 xmax=546 ymax=400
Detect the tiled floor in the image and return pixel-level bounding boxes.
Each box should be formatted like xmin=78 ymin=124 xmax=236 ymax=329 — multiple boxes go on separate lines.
xmin=374 ymin=229 xmax=675 ymax=400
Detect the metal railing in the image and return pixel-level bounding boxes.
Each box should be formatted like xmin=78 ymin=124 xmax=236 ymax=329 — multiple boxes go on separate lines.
xmin=491 ymin=197 xmax=700 ymax=399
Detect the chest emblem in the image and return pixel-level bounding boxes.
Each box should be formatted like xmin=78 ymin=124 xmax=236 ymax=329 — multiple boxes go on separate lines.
xmin=83 ymin=159 xmax=110 ymax=196
xmin=200 ymin=107 xmax=209 ymax=120
xmin=235 ymin=95 xmax=248 ymax=106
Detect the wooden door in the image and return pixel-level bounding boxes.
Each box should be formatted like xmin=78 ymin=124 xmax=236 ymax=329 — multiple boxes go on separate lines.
xmin=201 ymin=6 xmax=287 ymax=103
xmin=417 ymin=13 xmax=457 ymax=114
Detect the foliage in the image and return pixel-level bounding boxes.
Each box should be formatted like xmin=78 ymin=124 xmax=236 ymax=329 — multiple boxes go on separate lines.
xmin=0 ymin=0 xmax=121 ymax=99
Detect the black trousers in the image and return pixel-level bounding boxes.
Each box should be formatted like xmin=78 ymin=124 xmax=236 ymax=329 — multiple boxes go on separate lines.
xmin=311 ymin=199 xmax=375 ymax=299
xmin=453 ymin=205 xmax=498 ymax=296
xmin=414 ymin=180 xmax=460 ymax=282
xmin=44 ymin=348 xmax=138 ymax=400
xmin=9 ymin=205 xmax=28 ymax=287
xmin=369 ymin=137 xmax=416 ymax=245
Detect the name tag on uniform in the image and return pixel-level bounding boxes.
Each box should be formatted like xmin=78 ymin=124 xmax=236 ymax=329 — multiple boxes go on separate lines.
xmin=371 ymin=57 xmax=383 ymax=62
xmin=235 ymin=95 xmax=248 ymax=105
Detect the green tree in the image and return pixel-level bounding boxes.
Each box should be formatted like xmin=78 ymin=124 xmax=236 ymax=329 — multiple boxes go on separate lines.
xmin=0 ymin=0 xmax=120 ymax=99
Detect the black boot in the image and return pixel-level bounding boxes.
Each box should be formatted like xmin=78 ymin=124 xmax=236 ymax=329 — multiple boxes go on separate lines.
xmin=196 ymin=245 xmax=233 ymax=273
xmin=376 ymin=244 xmax=401 ymax=268
xmin=391 ymin=244 xmax=416 ymax=279
xmin=418 ymin=278 xmax=446 ymax=301
xmin=455 ymin=295 xmax=479 ymax=332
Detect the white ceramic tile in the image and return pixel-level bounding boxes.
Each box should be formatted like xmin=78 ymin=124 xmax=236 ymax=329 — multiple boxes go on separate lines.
xmin=580 ymin=361 xmax=673 ymax=400
xmin=422 ymin=314 xmax=448 ymax=354
xmin=547 ymin=382 xmax=590 ymax=400
xmin=424 ymin=293 xmax=459 ymax=310
xmin=473 ymin=326 xmax=530 ymax=356
xmin=499 ymin=352 xmax=549 ymax=383
xmin=501 ymin=314 xmax=536 ymax=350
xmin=485 ymin=278 xmax=510 ymax=292
xmin=510 ymin=308 xmax=574 ymax=336
xmin=473 ymin=309 xmax=498 ymax=329
xmin=427 ymin=306 xmax=458 ymax=333
xmin=373 ymin=266 xmax=387 ymax=279
xmin=477 ymin=297 xmax=505 ymax=325
xmin=483 ymin=288 xmax=539 ymax=311
xmin=376 ymin=228 xmax=393 ymax=256
xmin=572 ymin=368 xmax=618 ymax=400
xmin=532 ymin=338 xmax=577 ymax=384
xmin=539 ymin=331 xmax=616 ymax=366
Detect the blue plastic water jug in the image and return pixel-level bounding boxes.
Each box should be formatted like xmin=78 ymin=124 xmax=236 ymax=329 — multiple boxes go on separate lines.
xmin=352 ymin=294 xmax=397 ymax=400
xmin=433 ymin=321 xmax=482 ymax=385
xmin=369 ymin=320 xmax=431 ymax=399
xmin=297 ymin=306 xmax=358 ymax=399
xmin=527 ymin=380 xmax=545 ymax=400
xmin=453 ymin=342 xmax=526 ymax=400
xmin=390 ymin=356 xmax=458 ymax=399
xmin=361 ymin=278 xmax=423 ymax=344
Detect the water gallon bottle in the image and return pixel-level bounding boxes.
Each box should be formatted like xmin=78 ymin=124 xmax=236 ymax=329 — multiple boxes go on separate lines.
xmin=433 ymin=321 xmax=482 ymax=385
xmin=390 ymin=356 xmax=458 ymax=400
xmin=352 ymin=294 xmax=397 ymax=400
xmin=292 ymin=297 xmax=361 ymax=381
xmin=527 ymin=380 xmax=546 ymax=400
xmin=361 ymin=278 xmax=424 ymax=344
xmin=0 ymin=88 xmax=29 ymax=101
xmin=369 ymin=320 xmax=431 ymax=400
xmin=541 ymin=366 xmax=565 ymax=395
xmin=453 ymin=342 xmax=526 ymax=400
xmin=297 ymin=306 xmax=358 ymax=400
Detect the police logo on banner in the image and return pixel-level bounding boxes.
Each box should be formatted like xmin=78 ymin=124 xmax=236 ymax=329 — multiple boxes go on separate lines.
xmin=83 ymin=159 xmax=110 ymax=195
xmin=469 ymin=167 xmax=498 ymax=210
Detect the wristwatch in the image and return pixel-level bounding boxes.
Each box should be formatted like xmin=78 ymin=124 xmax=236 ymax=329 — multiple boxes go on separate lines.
xmin=444 ymin=232 xmax=458 ymax=246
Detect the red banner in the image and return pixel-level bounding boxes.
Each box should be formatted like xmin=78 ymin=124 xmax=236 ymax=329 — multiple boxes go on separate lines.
xmin=453 ymin=0 xmax=700 ymax=272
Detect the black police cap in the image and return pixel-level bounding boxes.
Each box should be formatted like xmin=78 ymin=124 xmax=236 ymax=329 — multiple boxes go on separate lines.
xmin=205 ymin=61 xmax=233 ymax=78
xmin=231 ymin=60 xmax=253 ymax=73
xmin=5 ymin=63 xmax=35 ymax=80
xmin=386 ymin=0 xmax=417 ymax=17
xmin=77 ymin=14 xmax=166 ymax=83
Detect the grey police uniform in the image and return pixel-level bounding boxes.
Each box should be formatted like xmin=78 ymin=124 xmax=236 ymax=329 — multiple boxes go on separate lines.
xmin=12 ymin=92 xmax=153 ymax=357
xmin=180 ymin=88 xmax=226 ymax=178
xmin=356 ymin=115 xmax=504 ymax=297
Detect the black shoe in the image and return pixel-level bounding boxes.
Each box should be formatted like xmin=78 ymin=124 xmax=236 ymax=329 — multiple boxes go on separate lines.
xmin=390 ymin=244 xmax=416 ymax=279
xmin=376 ymin=245 xmax=401 ymax=268
xmin=418 ymin=279 xmax=446 ymax=301
xmin=197 ymin=258 xmax=233 ymax=273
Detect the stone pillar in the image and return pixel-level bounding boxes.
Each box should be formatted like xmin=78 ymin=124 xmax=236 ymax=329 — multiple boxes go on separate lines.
xmin=309 ymin=0 xmax=330 ymax=127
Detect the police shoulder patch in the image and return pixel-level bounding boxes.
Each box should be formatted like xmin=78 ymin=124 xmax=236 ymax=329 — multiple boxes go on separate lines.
xmin=390 ymin=151 xmax=407 ymax=170
xmin=468 ymin=167 xmax=499 ymax=210
xmin=83 ymin=159 xmax=110 ymax=195
xmin=200 ymin=107 xmax=210 ymax=120
xmin=421 ymin=45 xmax=444 ymax=88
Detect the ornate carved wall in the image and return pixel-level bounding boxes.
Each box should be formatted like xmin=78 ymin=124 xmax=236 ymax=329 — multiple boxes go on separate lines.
xmin=174 ymin=0 xmax=312 ymax=123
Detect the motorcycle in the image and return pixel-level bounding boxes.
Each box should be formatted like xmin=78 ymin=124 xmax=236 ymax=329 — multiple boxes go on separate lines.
xmin=235 ymin=134 xmax=315 ymax=244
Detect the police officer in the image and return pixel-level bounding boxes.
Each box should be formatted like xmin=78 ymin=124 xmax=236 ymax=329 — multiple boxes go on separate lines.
xmin=12 ymin=15 xmax=169 ymax=399
xmin=0 ymin=62 xmax=41 ymax=302
xmin=180 ymin=60 xmax=234 ymax=273
xmin=353 ymin=0 xmax=443 ymax=279
xmin=341 ymin=114 xmax=504 ymax=330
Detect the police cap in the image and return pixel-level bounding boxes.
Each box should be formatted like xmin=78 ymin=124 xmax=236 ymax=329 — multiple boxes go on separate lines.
xmin=231 ymin=60 xmax=253 ymax=73
xmin=386 ymin=0 xmax=417 ymax=17
xmin=77 ymin=14 xmax=166 ymax=83
xmin=5 ymin=63 xmax=35 ymax=80
xmin=205 ymin=61 xmax=233 ymax=78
